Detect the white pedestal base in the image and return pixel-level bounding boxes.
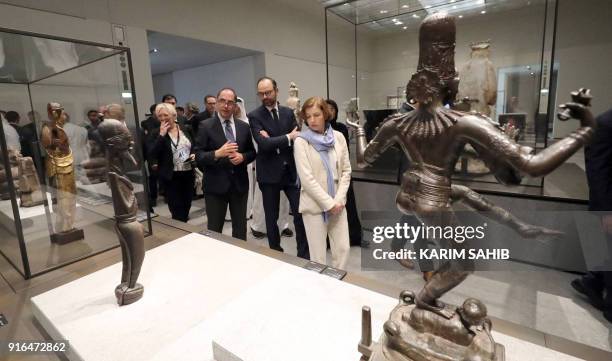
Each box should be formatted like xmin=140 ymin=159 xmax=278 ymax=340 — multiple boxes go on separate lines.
xmin=31 ymin=233 xmax=584 ymax=361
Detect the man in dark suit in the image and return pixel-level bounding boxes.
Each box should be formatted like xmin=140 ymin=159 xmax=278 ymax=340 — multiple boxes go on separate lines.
xmin=248 ymin=77 xmax=309 ymax=259
xmin=192 ymin=95 xmax=217 ymax=137
xmin=140 ymin=104 xmax=161 ymax=210
xmin=195 ymin=88 xmax=256 ymax=240
xmin=572 ymin=107 xmax=612 ymax=323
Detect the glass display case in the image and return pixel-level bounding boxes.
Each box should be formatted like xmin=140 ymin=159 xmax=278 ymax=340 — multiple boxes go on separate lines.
xmin=0 ymin=27 xmax=151 ymax=279
xmin=325 ymin=0 xmax=586 ymax=200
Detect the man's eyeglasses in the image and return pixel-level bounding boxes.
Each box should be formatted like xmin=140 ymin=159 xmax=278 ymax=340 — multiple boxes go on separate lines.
xmin=218 ymin=99 xmax=236 ymax=107
xmin=257 ymin=90 xmax=275 ymax=98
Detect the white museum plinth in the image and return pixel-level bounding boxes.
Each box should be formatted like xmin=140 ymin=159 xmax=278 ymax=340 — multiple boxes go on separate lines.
xmin=31 ymin=233 xmax=584 ymax=361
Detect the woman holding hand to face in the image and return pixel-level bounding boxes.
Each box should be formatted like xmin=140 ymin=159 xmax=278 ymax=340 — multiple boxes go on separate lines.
xmin=149 ymin=102 xmax=195 ymax=222
xmin=294 ymin=97 xmax=351 ymax=269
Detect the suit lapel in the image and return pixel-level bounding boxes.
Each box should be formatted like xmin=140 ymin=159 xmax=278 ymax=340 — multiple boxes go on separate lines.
xmin=260 ymin=105 xmax=280 ymax=135
xmin=212 ymin=115 xmax=227 ymax=144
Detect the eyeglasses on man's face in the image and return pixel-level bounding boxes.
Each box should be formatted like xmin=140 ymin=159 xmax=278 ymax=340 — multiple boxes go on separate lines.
xmin=218 ymin=98 xmax=236 ymax=107
xmin=257 ymin=89 xmax=276 ymax=98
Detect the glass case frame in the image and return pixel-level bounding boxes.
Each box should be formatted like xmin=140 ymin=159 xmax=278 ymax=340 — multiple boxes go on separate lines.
xmin=324 ymin=0 xmax=586 ymax=201
xmin=0 ymin=27 xmax=152 ymax=279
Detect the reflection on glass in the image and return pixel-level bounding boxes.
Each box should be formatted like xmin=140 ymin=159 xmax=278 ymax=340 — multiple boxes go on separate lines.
xmin=0 ymin=28 xmax=150 ymax=278
xmin=326 ymin=0 xmax=586 ymax=199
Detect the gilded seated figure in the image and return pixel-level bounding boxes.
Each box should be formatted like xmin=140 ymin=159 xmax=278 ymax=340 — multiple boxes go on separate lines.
xmin=40 ymin=102 xmax=84 ymax=244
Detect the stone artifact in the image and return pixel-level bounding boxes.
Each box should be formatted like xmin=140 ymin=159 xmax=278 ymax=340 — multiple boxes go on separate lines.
xmin=349 ymin=13 xmax=595 ymax=361
xmin=40 ymin=102 xmax=84 ymax=244
xmin=18 ymin=156 xmax=44 ymax=207
xmin=286 ymin=81 xmax=301 ymax=127
xmin=457 ymin=40 xmax=497 ymax=116
xmin=0 ymin=149 xmax=20 ymax=200
xmin=97 ymin=118 xmax=145 ymax=306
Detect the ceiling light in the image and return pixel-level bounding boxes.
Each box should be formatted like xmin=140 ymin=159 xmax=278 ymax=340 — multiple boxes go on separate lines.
xmin=402 ymin=5 xmax=409 ymax=9
xmin=343 ymin=2 xmax=350 ymax=5
xmin=412 ymin=14 xmax=420 ymax=18
xmin=450 ymin=0 xmax=456 ymax=2
xmin=380 ymin=10 xmax=388 ymax=14
xmin=392 ymin=18 xmax=398 ymax=21
xmin=149 ymin=48 xmax=159 ymax=54
xmin=395 ymin=21 xmax=404 ymax=25
xmin=458 ymin=14 xmax=463 ymax=18
xmin=452 ymin=5 xmax=457 ymax=9
xmin=481 ymin=10 xmax=486 ymax=14
xmin=403 ymin=26 xmax=408 ymax=29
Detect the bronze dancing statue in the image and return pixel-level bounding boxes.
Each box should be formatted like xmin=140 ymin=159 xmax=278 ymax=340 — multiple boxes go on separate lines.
xmin=350 ymin=13 xmax=595 ymax=361
xmin=98 ymin=118 xmax=145 ymax=306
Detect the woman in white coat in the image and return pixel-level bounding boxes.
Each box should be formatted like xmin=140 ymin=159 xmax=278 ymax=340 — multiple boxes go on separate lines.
xmin=294 ymin=96 xmax=351 ymax=269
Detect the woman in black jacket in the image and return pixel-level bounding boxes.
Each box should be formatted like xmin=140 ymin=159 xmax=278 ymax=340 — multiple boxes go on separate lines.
xmin=148 ymin=103 xmax=195 ymax=222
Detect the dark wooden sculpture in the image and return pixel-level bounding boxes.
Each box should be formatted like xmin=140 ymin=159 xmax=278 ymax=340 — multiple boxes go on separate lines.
xmin=97 ymin=118 xmax=145 ymax=306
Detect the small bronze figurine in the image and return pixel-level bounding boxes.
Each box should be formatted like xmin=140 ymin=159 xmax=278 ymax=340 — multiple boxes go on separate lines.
xmin=40 ymin=102 xmax=84 ymax=244
xmin=350 ymin=13 xmax=595 ymax=361
xmin=97 ymin=118 xmax=145 ymax=306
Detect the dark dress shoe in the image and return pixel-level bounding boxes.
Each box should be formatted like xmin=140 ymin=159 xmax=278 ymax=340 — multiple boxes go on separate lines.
xmin=571 ymin=278 xmax=604 ymax=310
xmin=281 ymin=228 xmax=294 ymax=237
xmin=250 ymin=227 xmax=266 ymax=239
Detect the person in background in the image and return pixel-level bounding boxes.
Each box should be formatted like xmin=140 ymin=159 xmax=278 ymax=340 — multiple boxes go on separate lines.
xmin=62 ymin=112 xmax=90 ymax=180
xmin=1 ymin=112 xmax=21 ymax=153
xmin=162 ymin=94 xmax=189 ymax=133
xmin=141 ymin=104 xmax=160 ymax=210
xmin=148 ymin=103 xmax=195 ymax=222
xmin=185 ymin=102 xmax=200 ymax=130
xmin=6 ymin=110 xmax=36 ymax=159
xmin=176 ymin=106 xmax=185 ymax=118
xmin=85 ymin=109 xmax=102 ymax=139
xmin=5 ymin=110 xmax=21 ymax=133
xmin=294 ymin=96 xmax=351 ymax=269
xmin=248 ymin=77 xmax=309 ymax=259
xmin=233 ymin=97 xmax=254 ymax=218
xmin=195 ymin=88 xmax=256 ymax=240
xmin=192 ymin=95 xmax=217 ymax=137
xmin=326 ymin=99 xmax=364 ymax=247
xmin=572 ymin=107 xmax=612 ymax=324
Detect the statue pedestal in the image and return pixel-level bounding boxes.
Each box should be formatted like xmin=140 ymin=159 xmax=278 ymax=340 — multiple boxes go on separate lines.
xmin=364 ymin=291 xmax=505 ymax=361
xmin=30 ymin=233 xmax=586 ymax=361
xmin=115 ymin=282 xmax=144 ymax=306
xmin=50 ymin=228 xmax=84 ymax=245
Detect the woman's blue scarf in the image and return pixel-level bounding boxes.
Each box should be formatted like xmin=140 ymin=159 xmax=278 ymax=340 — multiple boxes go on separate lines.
xmin=298 ymin=125 xmax=336 ymax=222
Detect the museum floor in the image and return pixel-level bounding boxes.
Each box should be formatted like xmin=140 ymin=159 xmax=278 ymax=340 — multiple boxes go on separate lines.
xmin=1 ymin=208 xmax=610 ymax=360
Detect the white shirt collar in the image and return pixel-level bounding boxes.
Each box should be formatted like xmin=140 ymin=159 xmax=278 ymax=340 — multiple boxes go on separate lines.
xmin=265 ymin=102 xmax=279 ymax=113
xmin=218 ymin=114 xmax=234 ymax=124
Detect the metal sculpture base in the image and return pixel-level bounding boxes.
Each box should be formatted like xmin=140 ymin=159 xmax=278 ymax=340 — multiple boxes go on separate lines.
xmin=360 ymin=291 xmax=505 ymax=361
xmin=50 ymin=228 xmax=84 ymax=245
xmin=115 ymin=282 xmax=144 ymax=306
